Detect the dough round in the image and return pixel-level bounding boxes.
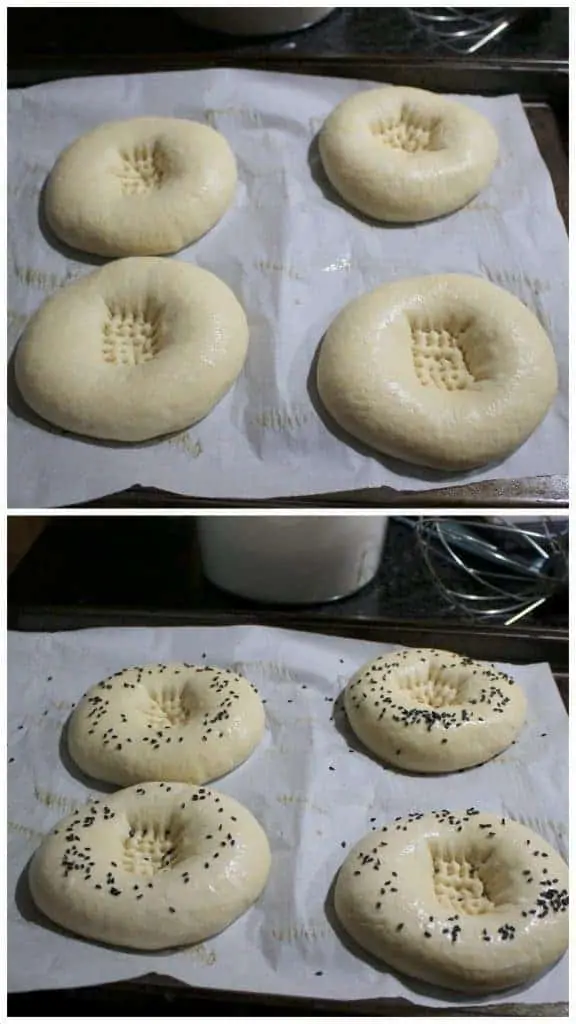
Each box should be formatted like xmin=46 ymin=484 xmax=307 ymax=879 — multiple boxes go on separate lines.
xmin=344 ymin=648 xmax=526 ymax=773
xmin=316 ymin=274 xmax=557 ymax=470
xmin=15 ymin=257 xmax=249 ymax=442
xmin=67 ymin=662 xmax=265 ymax=786
xmin=45 ymin=117 xmax=237 ymax=256
xmin=319 ymin=86 xmax=498 ymax=222
xmin=29 ymin=782 xmax=271 ymax=950
xmin=334 ymin=810 xmax=569 ymax=993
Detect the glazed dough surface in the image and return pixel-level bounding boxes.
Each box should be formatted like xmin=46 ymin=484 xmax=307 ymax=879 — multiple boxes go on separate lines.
xmin=67 ymin=662 xmax=265 ymax=785
xmin=319 ymin=86 xmax=498 ymax=222
xmin=15 ymin=257 xmax=249 ymax=442
xmin=345 ymin=647 xmax=527 ymax=772
xmin=29 ymin=782 xmax=271 ymax=950
xmin=45 ymin=117 xmax=237 ymax=256
xmin=335 ymin=810 xmax=569 ymax=993
xmin=317 ymin=274 xmax=558 ymax=470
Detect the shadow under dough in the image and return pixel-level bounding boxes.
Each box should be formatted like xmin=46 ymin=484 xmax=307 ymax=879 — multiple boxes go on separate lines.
xmin=8 ymin=347 xmax=189 ymax=452
xmin=324 ymin=870 xmax=542 ymax=1005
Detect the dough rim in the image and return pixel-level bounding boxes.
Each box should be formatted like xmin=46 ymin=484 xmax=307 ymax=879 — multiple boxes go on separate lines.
xmin=344 ymin=647 xmax=527 ymax=773
xmin=15 ymin=257 xmax=249 ymax=443
xmin=334 ymin=810 xmax=569 ymax=993
xmin=45 ymin=116 xmax=237 ymax=257
xmin=317 ymin=273 xmax=558 ymax=471
xmin=67 ymin=662 xmax=266 ymax=786
xmin=319 ymin=85 xmax=499 ymax=223
xmin=29 ymin=781 xmax=271 ymax=951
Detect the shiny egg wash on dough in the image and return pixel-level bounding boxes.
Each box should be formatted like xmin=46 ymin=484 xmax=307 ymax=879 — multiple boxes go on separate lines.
xmin=50 ymin=784 xmax=240 ymax=894
xmin=29 ymin=781 xmax=271 ymax=950
xmin=344 ymin=648 xmax=527 ymax=773
xmin=335 ymin=810 xmax=568 ymax=993
xmin=67 ymin=662 xmax=265 ymax=787
xmin=343 ymin=810 xmax=568 ymax=937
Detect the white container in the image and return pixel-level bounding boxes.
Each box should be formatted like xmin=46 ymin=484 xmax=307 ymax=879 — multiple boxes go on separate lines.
xmin=197 ymin=515 xmax=388 ymax=604
xmin=177 ymin=8 xmax=335 ymax=36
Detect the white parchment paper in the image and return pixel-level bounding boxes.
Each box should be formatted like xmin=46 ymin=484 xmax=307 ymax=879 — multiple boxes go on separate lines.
xmin=7 ymin=68 xmax=568 ymax=507
xmin=8 ymin=625 xmax=568 ymax=1008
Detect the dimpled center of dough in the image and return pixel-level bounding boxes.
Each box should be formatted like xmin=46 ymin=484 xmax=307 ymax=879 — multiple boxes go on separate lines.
xmin=432 ymin=846 xmax=496 ymax=915
xmin=123 ymin=820 xmax=183 ymax=876
xmin=117 ymin=142 xmax=166 ymax=195
xmin=370 ymin=109 xmax=441 ymax=153
xmin=102 ymin=305 xmax=163 ymax=366
xmin=147 ymin=687 xmax=191 ymax=727
xmin=411 ymin=322 xmax=476 ymax=391
xmin=399 ymin=666 xmax=464 ymax=708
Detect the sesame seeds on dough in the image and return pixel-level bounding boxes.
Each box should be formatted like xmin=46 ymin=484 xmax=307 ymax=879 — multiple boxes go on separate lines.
xmin=344 ymin=648 xmax=527 ymax=773
xmin=29 ymin=782 xmax=271 ymax=950
xmin=319 ymin=86 xmax=498 ymax=223
xmin=334 ymin=810 xmax=569 ymax=993
xmin=67 ymin=663 xmax=265 ymax=786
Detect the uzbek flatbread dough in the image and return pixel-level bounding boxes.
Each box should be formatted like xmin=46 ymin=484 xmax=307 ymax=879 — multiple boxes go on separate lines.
xmin=334 ymin=810 xmax=569 ymax=993
xmin=344 ymin=648 xmax=527 ymax=772
xmin=319 ymin=86 xmax=498 ymax=222
xmin=316 ymin=274 xmax=558 ymax=470
xmin=67 ymin=662 xmax=265 ymax=785
xmin=45 ymin=117 xmax=237 ymax=256
xmin=15 ymin=257 xmax=249 ymax=442
xmin=29 ymin=782 xmax=271 ymax=950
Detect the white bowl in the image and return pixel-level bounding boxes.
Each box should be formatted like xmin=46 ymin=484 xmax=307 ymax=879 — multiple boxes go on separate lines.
xmin=198 ymin=515 xmax=388 ymax=605
xmin=177 ymin=7 xmax=335 ymax=37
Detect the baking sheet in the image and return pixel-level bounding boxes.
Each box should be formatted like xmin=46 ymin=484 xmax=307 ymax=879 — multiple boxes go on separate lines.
xmin=7 ymin=67 xmax=568 ymax=508
xmin=7 ymin=625 xmax=568 ymax=1008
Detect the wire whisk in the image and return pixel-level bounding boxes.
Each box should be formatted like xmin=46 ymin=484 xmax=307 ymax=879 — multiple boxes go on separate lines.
xmin=407 ymin=8 xmax=521 ymax=53
xmin=410 ymin=517 xmax=568 ymax=625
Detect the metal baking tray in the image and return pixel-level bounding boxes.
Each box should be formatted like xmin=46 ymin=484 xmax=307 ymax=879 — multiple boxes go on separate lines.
xmin=10 ymin=57 xmax=568 ymax=509
xmin=8 ymin=614 xmax=568 ymax=1015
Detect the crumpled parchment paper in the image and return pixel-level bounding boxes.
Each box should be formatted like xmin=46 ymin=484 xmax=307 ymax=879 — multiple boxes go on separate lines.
xmin=8 ymin=624 xmax=568 ymax=1008
xmin=7 ymin=68 xmax=568 ymax=506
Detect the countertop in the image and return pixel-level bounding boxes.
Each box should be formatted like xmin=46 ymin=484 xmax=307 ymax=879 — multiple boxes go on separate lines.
xmin=8 ymin=516 xmax=568 ymax=631
xmin=8 ymin=7 xmax=568 ymax=87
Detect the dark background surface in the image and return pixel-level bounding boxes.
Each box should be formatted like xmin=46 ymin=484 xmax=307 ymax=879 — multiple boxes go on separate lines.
xmin=8 ymin=7 xmax=568 ymax=63
xmin=8 ymin=516 xmax=568 ymax=631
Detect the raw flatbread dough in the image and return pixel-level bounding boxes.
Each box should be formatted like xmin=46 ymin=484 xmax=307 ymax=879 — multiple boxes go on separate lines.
xmin=334 ymin=810 xmax=569 ymax=993
xmin=67 ymin=662 xmax=265 ymax=785
xmin=344 ymin=648 xmax=526 ymax=772
xmin=45 ymin=117 xmax=237 ymax=256
xmin=316 ymin=273 xmax=558 ymax=470
xmin=29 ymin=782 xmax=271 ymax=950
xmin=15 ymin=257 xmax=249 ymax=442
xmin=319 ymin=86 xmax=498 ymax=222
